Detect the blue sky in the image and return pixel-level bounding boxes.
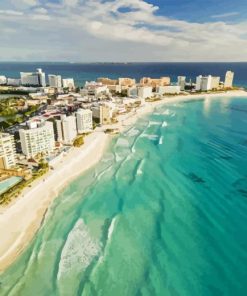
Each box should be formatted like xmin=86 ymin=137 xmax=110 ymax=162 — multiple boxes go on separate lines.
xmin=0 ymin=0 xmax=247 ymax=62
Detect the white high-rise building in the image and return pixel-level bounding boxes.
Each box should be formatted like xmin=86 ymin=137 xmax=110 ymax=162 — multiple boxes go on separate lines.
xmin=0 ymin=133 xmax=17 ymax=170
xmin=196 ymin=75 xmax=212 ymax=91
xmin=0 ymin=76 xmax=7 ymax=85
xmin=62 ymin=78 xmax=75 ymax=90
xmin=224 ymin=71 xmax=234 ymax=88
xmin=56 ymin=115 xmax=77 ymax=145
xmin=48 ymin=75 xmax=62 ymax=88
xmin=177 ymin=76 xmax=186 ymax=91
xmin=76 ymin=109 xmax=93 ymax=134
xmin=137 ymin=86 xmax=153 ymax=99
xmin=19 ymin=121 xmax=55 ymax=158
xmin=20 ymin=68 xmax=46 ymax=87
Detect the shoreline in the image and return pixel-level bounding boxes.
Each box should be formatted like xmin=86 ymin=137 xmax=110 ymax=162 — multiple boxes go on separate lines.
xmin=0 ymin=89 xmax=246 ymax=273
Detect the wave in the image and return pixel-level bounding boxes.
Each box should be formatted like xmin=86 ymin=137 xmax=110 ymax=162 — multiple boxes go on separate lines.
xmin=57 ymin=219 xmax=100 ymax=281
xmin=137 ymin=159 xmax=145 ymax=175
xmin=163 ymin=109 xmax=170 ymax=115
xmin=126 ymin=127 xmax=140 ymax=137
xmin=140 ymin=134 xmax=159 ymax=140
xmin=148 ymin=121 xmax=161 ymax=126
xmin=107 ymin=216 xmax=117 ymax=240
xmin=162 ymin=121 xmax=168 ymax=127
xmin=116 ymin=138 xmax=130 ymax=148
xmin=159 ymin=136 xmax=164 ymax=145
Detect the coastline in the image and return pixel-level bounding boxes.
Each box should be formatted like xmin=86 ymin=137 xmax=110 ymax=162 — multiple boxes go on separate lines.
xmin=0 ymin=89 xmax=246 ymax=273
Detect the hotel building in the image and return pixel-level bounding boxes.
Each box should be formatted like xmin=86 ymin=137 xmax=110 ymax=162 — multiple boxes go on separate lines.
xmin=48 ymin=75 xmax=62 ymax=88
xmin=20 ymin=68 xmax=46 ymax=87
xmin=76 ymin=109 xmax=93 ymax=134
xmin=92 ymin=105 xmax=112 ymax=125
xmin=196 ymin=75 xmax=212 ymax=91
xmin=0 ymin=133 xmax=17 ymax=170
xmin=224 ymin=71 xmax=234 ymax=88
xmin=140 ymin=77 xmax=170 ymax=88
xmin=19 ymin=121 xmax=55 ymax=158
xmin=0 ymin=76 xmax=7 ymax=85
xmin=56 ymin=115 xmax=77 ymax=145
xmin=62 ymin=78 xmax=75 ymax=90
xmin=157 ymin=85 xmax=181 ymax=95
xmin=137 ymin=86 xmax=153 ymax=99
xmin=177 ymin=76 xmax=186 ymax=91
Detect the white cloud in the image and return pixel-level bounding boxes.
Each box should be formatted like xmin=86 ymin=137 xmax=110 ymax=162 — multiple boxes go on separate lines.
xmin=0 ymin=0 xmax=247 ymax=61
xmin=0 ymin=9 xmax=23 ymax=16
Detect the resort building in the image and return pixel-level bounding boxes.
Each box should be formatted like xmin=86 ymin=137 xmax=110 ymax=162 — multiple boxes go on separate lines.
xmin=140 ymin=77 xmax=170 ymax=88
xmin=211 ymin=76 xmax=220 ymax=90
xmin=7 ymin=78 xmax=21 ymax=86
xmin=92 ymin=105 xmax=112 ymax=125
xmin=177 ymin=76 xmax=186 ymax=91
xmin=85 ymin=81 xmax=109 ymax=96
xmin=224 ymin=71 xmax=234 ymax=88
xmin=97 ymin=77 xmax=118 ymax=86
xmin=19 ymin=121 xmax=55 ymax=158
xmin=137 ymin=86 xmax=153 ymax=99
xmin=196 ymin=75 xmax=212 ymax=91
xmin=127 ymin=86 xmax=138 ymax=97
xmin=157 ymin=85 xmax=181 ymax=95
xmin=118 ymin=78 xmax=136 ymax=87
xmin=20 ymin=68 xmax=46 ymax=87
xmin=62 ymin=78 xmax=75 ymax=90
xmin=0 ymin=133 xmax=17 ymax=170
xmin=0 ymin=76 xmax=7 ymax=85
xmin=56 ymin=115 xmax=77 ymax=145
xmin=48 ymin=75 xmax=62 ymax=88
xmin=76 ymin=109 xmax=93 ymax=134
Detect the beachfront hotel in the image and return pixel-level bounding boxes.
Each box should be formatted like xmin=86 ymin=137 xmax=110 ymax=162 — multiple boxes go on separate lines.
xmin=48 ymin=75 xmax=62 ymax=88
xmin=225 ymin=71 xmax=234 ymax=88
xmin=56 ymin=115 xmax=77 ymax=145
xmin=157 ymin=85 xmax=181 ymax=95
xmin=140 ymin=77 xmax=171 ymax=87
xmin=76 ymin=109 xmax=93 ymax=134
xmin=92 ymin=105 xmax=112 ymax=125
xmin=137 ymin=86 xmax=153 ymax=99
xmin=0 ymin=133 xmax=17 ymax=170
xmin=62 ymin=78 xmax=75 ymax=90
xmin=20 ymin=68 xmax=46 ymax=87
xmin=19 ymin=121 xmax=55 ymax=158
xmin=177 ymin=76 xmax=186 ymax=91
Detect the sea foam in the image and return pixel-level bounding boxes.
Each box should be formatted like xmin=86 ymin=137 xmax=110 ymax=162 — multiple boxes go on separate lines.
xmin=57 ymin=219 xmax=100 ymax=280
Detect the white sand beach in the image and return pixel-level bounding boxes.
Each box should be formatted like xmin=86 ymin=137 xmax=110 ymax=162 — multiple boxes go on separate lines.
xmin=0 ymin=89 xmax=246 ymax=272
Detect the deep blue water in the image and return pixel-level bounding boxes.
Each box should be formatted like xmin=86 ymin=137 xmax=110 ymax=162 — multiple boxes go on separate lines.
xmin=0 ymin=62 xmax=246 ymax=87
xmin=1 ymin=96 xmax=247 ymax=296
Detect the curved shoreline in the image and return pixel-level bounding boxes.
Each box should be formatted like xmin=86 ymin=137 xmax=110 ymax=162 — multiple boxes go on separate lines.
xmin=0 ymin=90 xmax=246 ymax=273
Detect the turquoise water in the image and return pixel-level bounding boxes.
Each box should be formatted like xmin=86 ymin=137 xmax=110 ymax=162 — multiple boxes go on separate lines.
xmin=0 ymin=176 xmax=22 ymax=196
xmin=1 ymin=97 xmax=247 ymax=296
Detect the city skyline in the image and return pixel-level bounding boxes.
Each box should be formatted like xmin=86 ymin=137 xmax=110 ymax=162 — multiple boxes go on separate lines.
xmin=0 ymin=0 xmax=247 ymax=62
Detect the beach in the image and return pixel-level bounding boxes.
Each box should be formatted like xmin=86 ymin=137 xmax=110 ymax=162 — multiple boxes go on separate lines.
xmin=0 ymin=89 xmax=246 ymax=273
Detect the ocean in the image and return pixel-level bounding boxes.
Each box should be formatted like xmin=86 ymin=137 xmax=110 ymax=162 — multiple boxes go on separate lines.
xmin=1 ymin=95 xmax=247 ymax=296
xmin=0 ymin=62 xmax=247 ymax=87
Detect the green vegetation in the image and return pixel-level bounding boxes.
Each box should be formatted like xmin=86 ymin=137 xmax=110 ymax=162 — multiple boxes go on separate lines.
xmin=0 ymin=97 xmax=41 ymax=129
xmin=73 ymin=135 xmax=84 ymax=147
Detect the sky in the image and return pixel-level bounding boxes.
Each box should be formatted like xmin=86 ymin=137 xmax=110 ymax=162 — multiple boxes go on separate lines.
xmin=0 ymin=0 xmax=247 ymax=62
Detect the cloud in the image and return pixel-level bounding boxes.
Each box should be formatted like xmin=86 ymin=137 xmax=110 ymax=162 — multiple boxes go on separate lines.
xmin=0 ymin=0 xmax=247 ymax=62
xmin=0 ymin=9 xmax=23 ymax=16
xmin=211 ymin=12 xmax=240 ymax=18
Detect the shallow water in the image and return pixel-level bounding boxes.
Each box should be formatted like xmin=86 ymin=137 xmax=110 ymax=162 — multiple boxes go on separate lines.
xmin=1 ymin=96 xmax=247 ymax=296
